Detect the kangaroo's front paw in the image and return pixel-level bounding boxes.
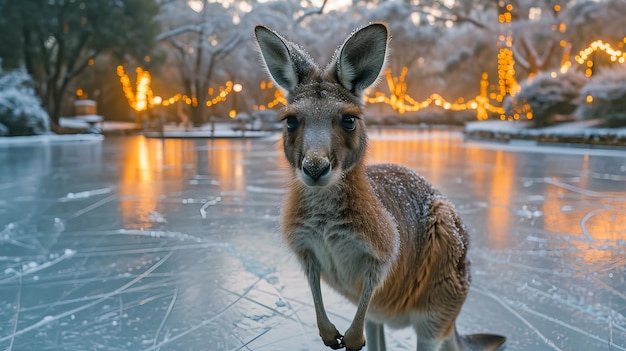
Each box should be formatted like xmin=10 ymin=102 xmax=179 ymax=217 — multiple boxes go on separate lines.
xmin=342 ymin=327 xmax=366 ymax=351
xmin=319 ymin=323 xmax=343 ymax=349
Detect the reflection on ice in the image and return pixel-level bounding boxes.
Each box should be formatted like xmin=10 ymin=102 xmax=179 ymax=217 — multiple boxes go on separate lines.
xmin=0 ymin=131 xmax=624 ymax=350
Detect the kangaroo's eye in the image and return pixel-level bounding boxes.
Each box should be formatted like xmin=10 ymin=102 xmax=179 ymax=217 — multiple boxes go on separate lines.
xmin=341 ymin=115 xmax=357 ymax=131
xmin=285 ymin=116 xmax=299 ymax=131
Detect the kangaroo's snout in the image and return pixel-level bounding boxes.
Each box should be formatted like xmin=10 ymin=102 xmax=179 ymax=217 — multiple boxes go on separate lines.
xmin=301 ymin=154 xmax=332 ymax=186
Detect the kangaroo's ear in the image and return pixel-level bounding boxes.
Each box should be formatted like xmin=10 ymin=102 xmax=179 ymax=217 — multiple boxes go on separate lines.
xmin=330 ymin=22 xmax=389 ymax=97
xmin=254 ymin=25 xmax=316 ymax=93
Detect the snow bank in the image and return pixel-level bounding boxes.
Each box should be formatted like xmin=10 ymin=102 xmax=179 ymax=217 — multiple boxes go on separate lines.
xmin=0 ymin=133 xmax=103 ymax=146
xmin=465 ymin=120 xmax=626 ymax=147
xmin=0 ymin=67 xmax=50 ymax=136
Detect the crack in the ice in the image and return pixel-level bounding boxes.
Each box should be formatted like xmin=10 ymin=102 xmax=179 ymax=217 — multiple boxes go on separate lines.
xmin=7 ymin=275 xmax=21 ymax=351
xmin=471 ymin=285 xmax=564 ymax=351
xmin=60 ymin=292 xmax=173 ymax=336
xmin=142 ymin=276 xmax=264 ymax=351
xmin=473 ymin=248 xmax=573 ymax=277
xmin=61 ymin=187 xmax=114 ymax=202
xmin=543 ymin=177 xmax=625 ymax=199
xmin=516 ymin=303 xmax=626 ymax=351
xmin=592 ymin=277 xmax=626 ymax=304
xmin=72 ymin=242 xmax=229 ymax=257
xmin=520 ymin=283 xmax=626 ymax=330
xmin=200 ymin=196 xmax=221 ymax=218
xmin=67 ymin=194 xmax=118 ymax=220
xmin=0 ymin=249 xmax=77 ymax=284
xmin=231 ymin=327 xmax=270 ymax=351
xmin=0 ymin=252 xmax=173 ymax=343
xmin=113 ymin=229 xmax=203 ymax=242
xmin=219 ymin=286 xmax=296 ymax=322
xmin=580 ymin=208 xmax=604 ymax=241
xmin=152 ymin=285 xmax=178 ymax=351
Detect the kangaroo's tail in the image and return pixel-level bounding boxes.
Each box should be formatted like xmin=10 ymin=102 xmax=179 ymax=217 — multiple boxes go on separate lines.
xmin=443 ymin=328 xmax=506 ymax=351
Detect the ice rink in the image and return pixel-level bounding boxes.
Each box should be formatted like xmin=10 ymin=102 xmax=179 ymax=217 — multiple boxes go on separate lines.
xmin=0 ymin=129 xmax=624 ymax=350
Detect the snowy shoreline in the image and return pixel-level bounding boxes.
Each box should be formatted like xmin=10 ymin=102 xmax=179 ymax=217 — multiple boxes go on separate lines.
xmin=0 ymin=133 xmax=103 ymax=145
xmin=464 ymin=120 xmax=626 ymax=149
xmin=2 ymin=120 xmax=626 ymax=150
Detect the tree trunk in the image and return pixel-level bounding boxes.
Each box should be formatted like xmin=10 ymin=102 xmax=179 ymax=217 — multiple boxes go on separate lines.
xmin=190 ymin=105 xmax=204 ymax=126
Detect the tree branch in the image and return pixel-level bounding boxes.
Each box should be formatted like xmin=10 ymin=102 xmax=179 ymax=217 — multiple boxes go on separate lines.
xmin=512 ymin=35 xmax=532 ymax=72
xmin=294 ymin=0 xmax=327 ymax=25
xmin=156 ymin=22 xmax=217 ymax=41
xmin=408 ymin=6 xmax=490 ymax=31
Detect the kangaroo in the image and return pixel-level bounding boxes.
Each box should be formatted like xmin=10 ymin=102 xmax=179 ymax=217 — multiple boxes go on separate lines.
xmin=254 ymin=23 xmax=506 ymax=351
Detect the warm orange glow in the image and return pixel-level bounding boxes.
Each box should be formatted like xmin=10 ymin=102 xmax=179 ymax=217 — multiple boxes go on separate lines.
xmin=364 ymin=68 xmax=505 ymax=120
xmin=368 ymin=130 xmax=512 ymax=249
xmin=368 ymin=130 xmax=460 ymax=189
xmin=118 ymin=65 xmax=241 ymax=111
xmin=542 ymin=170 xmax=625 ymax=265
xmin=205 ymin=139 xmax=249 ymax=194
xmin=486 ymin=150 xmax=515 ymax=248
xmin=254 ymin=35 xmax=625 ymax=122
xmin=256 ymin=80 xmax=287 ymax=110
xmin=117 ymin=65 xmax=153 ymax=112
xmin=121 ymin=138 xmax=242 ymax=199
xmin=561 ymin=38 xmax=626 ymax=74
xmin=119 ymin=138 xmax=209 ymax=228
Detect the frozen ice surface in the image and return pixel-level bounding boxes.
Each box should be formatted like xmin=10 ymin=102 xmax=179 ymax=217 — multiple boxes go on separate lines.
xmin=0 ymin=130 xmax=624 ymax=350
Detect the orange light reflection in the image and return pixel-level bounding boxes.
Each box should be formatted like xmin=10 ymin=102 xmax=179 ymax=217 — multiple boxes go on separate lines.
xmin=119 ymin=137 xmax=195 ymax=229
xmin=542 ymin=160 xmax=625 ymax=267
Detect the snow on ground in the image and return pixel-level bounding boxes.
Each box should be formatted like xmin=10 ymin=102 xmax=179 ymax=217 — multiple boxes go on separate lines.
xmin=465 ymin=119 xmax=626 ymax=140
xmin=143 ymin=122 xmax=276 ymax=138
xmin=0 ymin=133 xmax=103 ymax=145
xmin=3 ymin=119 xmax=626 ymax=147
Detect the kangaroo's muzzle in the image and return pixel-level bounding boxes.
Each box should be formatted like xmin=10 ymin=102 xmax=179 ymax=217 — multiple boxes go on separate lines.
xmin=301 ymin=155 xmax=332 ymax=186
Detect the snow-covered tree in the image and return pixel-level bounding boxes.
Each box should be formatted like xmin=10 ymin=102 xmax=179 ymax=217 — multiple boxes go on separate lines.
xmin=504 ymin=70 xmax=586 ymax=127
xmin=564 ymin=0 xmax=626 ymax=61
xmin=155 ymin=0 xmax=297 ymax=125
xmin=577 ymin=66 xmax=626 ymax=127
xmin=128 ymin=0 xmax=626 ymax=125
xmin=0 ymin=0 xmax=160 ymax=128
xmin=0 ymin=66 xmax=50 ymax=136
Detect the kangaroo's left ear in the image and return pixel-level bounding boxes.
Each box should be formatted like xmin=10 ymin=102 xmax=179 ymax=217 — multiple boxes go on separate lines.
xmin=328 ymin=22 xmax=389 ymax=97
xmin=254 ymin=25 xmax=317 ymax=94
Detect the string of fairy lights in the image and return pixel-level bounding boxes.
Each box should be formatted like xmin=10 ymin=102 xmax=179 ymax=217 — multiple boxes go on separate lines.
xmin=116 ymin=65 xmax=242 ymax=116
xmin=114 ymin=4 xmax=625 ymax=122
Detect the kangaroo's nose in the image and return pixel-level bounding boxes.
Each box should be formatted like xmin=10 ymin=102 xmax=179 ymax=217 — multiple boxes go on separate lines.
xmin=301 ymin=157 xmax=331 ymax=182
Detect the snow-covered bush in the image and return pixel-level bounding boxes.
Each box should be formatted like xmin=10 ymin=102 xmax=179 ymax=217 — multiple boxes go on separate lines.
xmin=0 ymin=66 xmax=50 ymax=136
xmin=577 ymin=66 xmax=626 ymax=127
xmin=504 ymin=70 xmax=587 ymax=128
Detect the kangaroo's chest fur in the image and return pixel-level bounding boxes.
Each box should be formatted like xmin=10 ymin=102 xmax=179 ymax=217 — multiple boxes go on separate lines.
xmin=281 ymin=163 xmax=442 ymax=308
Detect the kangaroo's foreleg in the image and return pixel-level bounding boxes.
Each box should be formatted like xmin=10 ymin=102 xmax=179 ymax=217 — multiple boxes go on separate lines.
xmin=304 ymin=253 xmax=343 ymax=349
xmin=342 ymin=270 xmax=378 ymax=351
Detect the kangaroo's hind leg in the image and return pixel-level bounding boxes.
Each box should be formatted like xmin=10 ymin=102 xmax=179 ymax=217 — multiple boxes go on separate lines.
xmin=365 ymin=320 xmax=386 ymax=351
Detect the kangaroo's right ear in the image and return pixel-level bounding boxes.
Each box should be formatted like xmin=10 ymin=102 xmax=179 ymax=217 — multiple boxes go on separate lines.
xmin=254 ymin=26 xmax=316 ymax=93
xmin=330 ymin=22 xmax=389 ymax=97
